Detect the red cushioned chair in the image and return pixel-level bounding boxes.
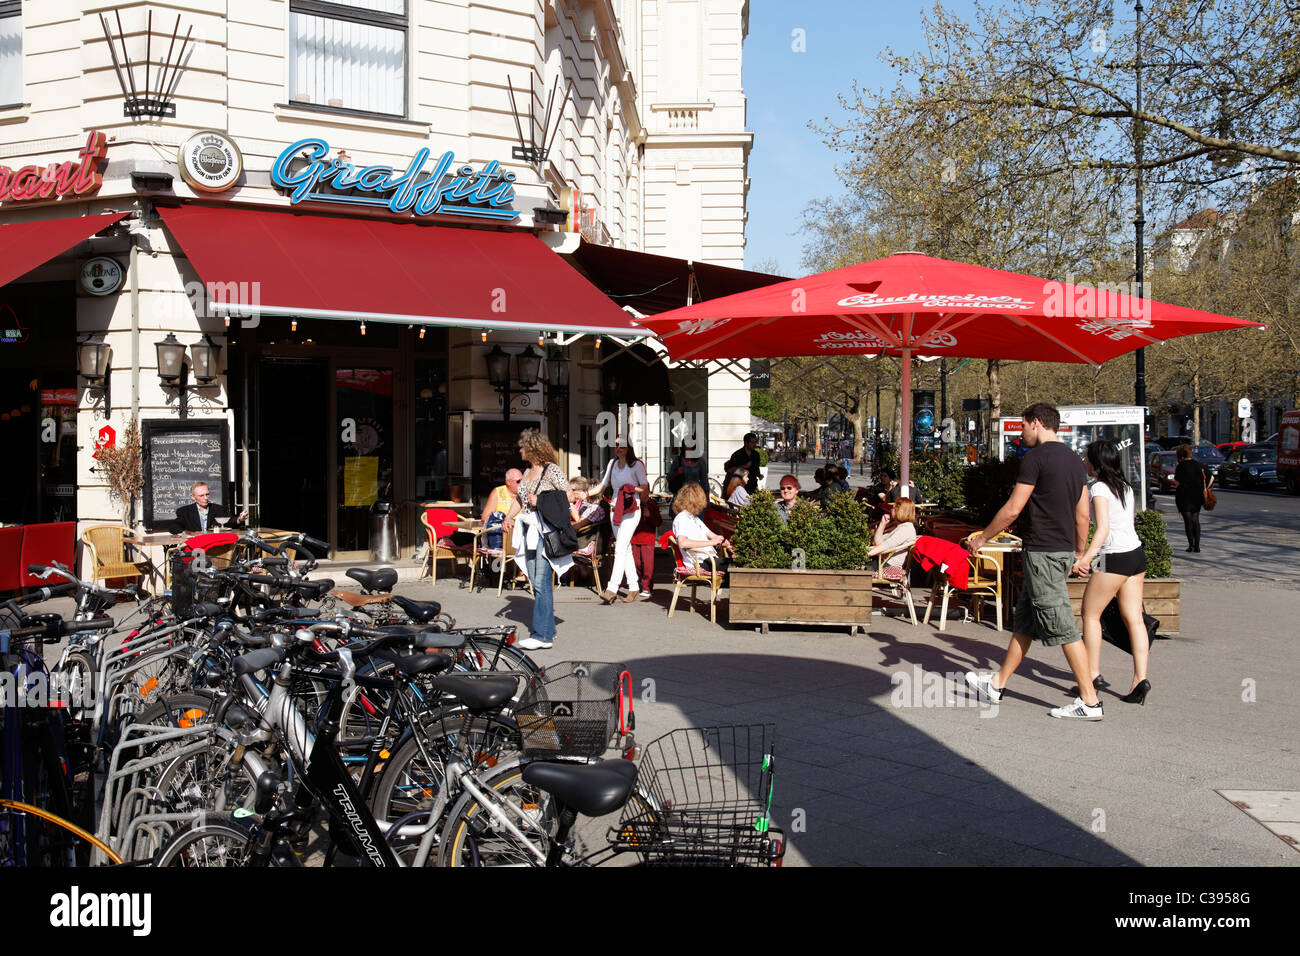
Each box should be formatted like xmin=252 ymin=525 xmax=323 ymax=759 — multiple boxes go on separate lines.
xmin=420 ymin=508 xmax=473 ymax=585
xmin=18 ymin=522 xmax=76 ymax=588
xmin=0 ymin=525 xmax=23 ymax=592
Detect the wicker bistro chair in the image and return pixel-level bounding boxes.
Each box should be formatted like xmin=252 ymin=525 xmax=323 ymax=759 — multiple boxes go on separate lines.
xmin=922 ymin=545 xmax=1006 ymax=632
xmin=568 ymin=518 xmax=606 ymax=594
xmin=420 ymin=508 xmax=474 ymax=585
xmin=658 ymin=531 xmax=724 ymax=623
xmin=80 ymin=524 xmax=152 ymax=587
xmin=871 ymin=543 xmax=919 ymax=626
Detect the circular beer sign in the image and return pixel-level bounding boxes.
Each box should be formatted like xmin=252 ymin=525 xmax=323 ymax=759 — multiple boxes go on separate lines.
xmin=178 ymin=130 xmax=243 ymax=193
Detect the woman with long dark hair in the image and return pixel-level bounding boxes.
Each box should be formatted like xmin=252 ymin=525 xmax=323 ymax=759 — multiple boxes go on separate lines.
xmin=1172 ymin=443 xmax=1212 ymax=553
xmin=1071 ymin=439 xmax=1151 ymax=704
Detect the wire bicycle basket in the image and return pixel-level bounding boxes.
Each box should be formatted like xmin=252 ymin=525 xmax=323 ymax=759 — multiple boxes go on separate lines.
xmin=514 ymin=661 xmax=628 ymax=759
xmin=616 ymin=723 xmax=784 ymax=866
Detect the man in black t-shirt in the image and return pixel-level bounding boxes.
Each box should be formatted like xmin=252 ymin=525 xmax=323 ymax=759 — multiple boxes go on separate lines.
xmin=725 ymin=433 xmax=762 ymax=495
xmin=963 ymin=403 xmax=1104 ymax=720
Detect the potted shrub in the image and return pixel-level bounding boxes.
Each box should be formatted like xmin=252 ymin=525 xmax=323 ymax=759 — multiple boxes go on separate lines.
xmin=728 ymin=490 xmax=876 ymax=634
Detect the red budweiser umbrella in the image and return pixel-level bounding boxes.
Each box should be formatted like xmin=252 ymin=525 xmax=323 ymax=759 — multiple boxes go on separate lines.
xmin=637 ymin=252 xmax=1263 ymax=482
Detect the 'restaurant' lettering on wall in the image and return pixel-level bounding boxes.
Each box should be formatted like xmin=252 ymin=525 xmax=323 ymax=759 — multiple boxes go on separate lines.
xmin=0 ymin=132 xmax=109 ymax=204
xmin=270 ymin=138 xmax=518 ymax=221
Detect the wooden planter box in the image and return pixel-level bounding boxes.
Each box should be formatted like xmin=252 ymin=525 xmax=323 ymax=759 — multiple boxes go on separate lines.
xmin=728 ymin=567 xmax=874 ymax=634
xmin=1067 ymin=577 xmax=1180 ymax=635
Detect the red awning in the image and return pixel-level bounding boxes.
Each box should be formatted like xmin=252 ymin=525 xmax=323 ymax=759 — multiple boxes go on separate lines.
xmin=158 ymin=205 xmax=648 ymax=337
xmin=0 ymin=212 xmax=127 ymax=287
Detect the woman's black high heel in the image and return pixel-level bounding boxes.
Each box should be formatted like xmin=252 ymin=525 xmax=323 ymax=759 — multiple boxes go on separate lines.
xmin=1120 ymin=679 xmax=1152 ymax=705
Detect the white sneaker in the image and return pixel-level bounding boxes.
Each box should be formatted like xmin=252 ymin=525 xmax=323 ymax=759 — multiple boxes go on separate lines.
xmin=638 ymin=591 xmax=652 ymax=599
xmin=516 ymin=637 xmax=554 ymax=651
xmin=1049 ymin=696 xmax=1104 ymax=721
xmin=965 ymin=671 xmax=1002 ymax=704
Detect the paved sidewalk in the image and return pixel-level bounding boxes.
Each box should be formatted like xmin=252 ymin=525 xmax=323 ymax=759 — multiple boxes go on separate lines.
xmin=397 ymin=552 xmax=1299 ymax=867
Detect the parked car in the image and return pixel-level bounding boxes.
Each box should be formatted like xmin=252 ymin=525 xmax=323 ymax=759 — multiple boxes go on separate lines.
xmin=1148 ymin=450 xmax=1179 ymax=491
xmin=1216 ymin=441 xmax=1253 ymax=455
xmin=1191 ymin=442 xmax=1225 ymax=477
xmin=1217 ymin=447 xmax=1278 ymax=489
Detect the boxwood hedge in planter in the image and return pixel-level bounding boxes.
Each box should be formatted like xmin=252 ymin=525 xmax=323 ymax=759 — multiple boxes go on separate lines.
xmin=728 ymin=490 xmax=876 ymax=633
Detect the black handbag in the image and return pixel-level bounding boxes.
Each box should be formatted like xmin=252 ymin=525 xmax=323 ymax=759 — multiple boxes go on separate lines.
xmin=1099 ymin=598 xmax=1163 ymax=655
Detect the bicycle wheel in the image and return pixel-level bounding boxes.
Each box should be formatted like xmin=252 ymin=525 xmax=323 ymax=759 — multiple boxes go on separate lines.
xmin=134 ymin=692 xmax=215 ymax=729
xmin=439 ymin=764 xmax=556 ymax=867
xmin=458 ymin=636 xmax=540 ymax=675
xmin=56 ymin=651 xmax=98 ymax=719
xmin=153 ymin=812 xmax=259 ymax=867
xmin=370 ymin=715 xmax=519 ymax=830
xmin=154 ymin=736 xmax=260 ymax=814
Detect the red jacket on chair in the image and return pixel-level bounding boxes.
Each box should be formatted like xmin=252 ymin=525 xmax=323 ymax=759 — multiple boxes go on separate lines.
xmin=912 ymin=535 xmax=971 ymax=589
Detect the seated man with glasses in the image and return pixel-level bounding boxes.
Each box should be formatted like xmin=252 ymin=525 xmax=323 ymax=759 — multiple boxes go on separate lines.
xmin=776 ymin=476 xmax=801 ymax=524
xmin=169 ymin=481 xmax=247 ymax=534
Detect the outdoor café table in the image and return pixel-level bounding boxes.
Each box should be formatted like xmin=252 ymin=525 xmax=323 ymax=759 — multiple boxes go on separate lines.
xmin=418 ymin=500 xmax=474 ymax=513
xmin=972 ymin=533 xmax=1022 ymax=627
xmin=139 ymin=532 xmax=189 ymax=589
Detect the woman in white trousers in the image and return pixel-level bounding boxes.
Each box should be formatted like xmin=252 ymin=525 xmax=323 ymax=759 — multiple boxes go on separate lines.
xmin=588 ymin=435 xmax=650 ymax=604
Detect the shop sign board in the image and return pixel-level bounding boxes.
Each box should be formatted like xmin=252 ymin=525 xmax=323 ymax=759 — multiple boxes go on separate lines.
xmin=271 ymin=137 xmax=519 ymax=222
xmin=0 ymin=132 xmax=109 ymax=205
xmin=141 ymin=419 xmax=230 ymax=529
xmin=92 ymin=424 xmax=116 ymax=459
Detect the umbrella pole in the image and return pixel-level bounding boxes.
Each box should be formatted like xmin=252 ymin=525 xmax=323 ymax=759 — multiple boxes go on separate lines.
xmin=900 ymin=348 xmax=912 ymax=486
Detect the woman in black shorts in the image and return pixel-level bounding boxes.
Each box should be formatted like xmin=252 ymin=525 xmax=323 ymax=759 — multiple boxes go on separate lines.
xmin=1072 ymin=440 xmax=1152 ymax=704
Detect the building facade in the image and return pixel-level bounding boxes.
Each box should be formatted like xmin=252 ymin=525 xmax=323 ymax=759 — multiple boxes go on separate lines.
xmin=0 ymin=0 xmax=760 ymax=557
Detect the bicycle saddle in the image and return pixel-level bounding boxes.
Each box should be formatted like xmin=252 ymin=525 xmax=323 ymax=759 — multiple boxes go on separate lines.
xmin=424 ymin=675 xmax=518 ymax=711
xmin=520 ymin=759 xmax=639 ymax=818
xmin=375 ymin=649 xmax=454 ymax=677
xmin=389 ymin=595 xmax=443 ymax=623
xmin=347 ymin=568 xmax=398 ymax=593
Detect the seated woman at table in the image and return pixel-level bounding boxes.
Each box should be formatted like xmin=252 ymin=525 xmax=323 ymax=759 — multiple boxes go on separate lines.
xmin=724 ymin=467 xmax=751 ymax=507
xmin=671 ymin=483 xmax=733 ymax=572
xmin=869 ymin=497 xmax=918 ymax=581
xmin=568 ymin=476 xmax=605 ymax=556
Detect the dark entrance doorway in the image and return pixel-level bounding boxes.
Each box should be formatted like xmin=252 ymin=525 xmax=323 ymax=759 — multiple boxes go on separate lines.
xmin=0 ymin=281 xmax=75 ymax=524
xmin=255 ymin=357 xmax=329 ymax=542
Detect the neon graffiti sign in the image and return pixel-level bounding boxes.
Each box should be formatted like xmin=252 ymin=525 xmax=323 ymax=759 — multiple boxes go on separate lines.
xmin=0 ymin=132 xmax=109 ymax=205
xmin=270 ymin=137 xmax=518 ymax=221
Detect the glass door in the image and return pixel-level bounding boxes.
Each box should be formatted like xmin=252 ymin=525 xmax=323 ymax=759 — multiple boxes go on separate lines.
xmin=336 ymin=366 xmax=395 ymax=555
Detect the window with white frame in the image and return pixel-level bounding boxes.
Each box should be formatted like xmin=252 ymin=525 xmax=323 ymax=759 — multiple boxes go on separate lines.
xmin=0 ymin=1 xmax=21 ymax=107
xmin=289 ymin=1 xmax=406 ymax=117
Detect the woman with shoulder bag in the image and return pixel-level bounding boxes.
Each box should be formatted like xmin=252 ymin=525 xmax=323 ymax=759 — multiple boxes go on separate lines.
xmin=1171 ymin=443 xmax=1213 ymax=553
xmin=587 ymin=435 xmax=650 ymax=604
xmin=502 ymin=429 xmax=572 ymax=649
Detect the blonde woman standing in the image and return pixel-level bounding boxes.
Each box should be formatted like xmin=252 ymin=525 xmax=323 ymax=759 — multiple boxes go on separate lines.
xmin=502 ymin=429 xmax=571 ymax=649
xmin=587 ymin=435 xmax=649 ymax=603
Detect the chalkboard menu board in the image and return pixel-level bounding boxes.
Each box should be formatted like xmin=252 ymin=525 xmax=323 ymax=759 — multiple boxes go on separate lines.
xmin=142 ymin=419 xmax=230 ymax=529
xmin=472 ymin=420 xmax=528 ymax=502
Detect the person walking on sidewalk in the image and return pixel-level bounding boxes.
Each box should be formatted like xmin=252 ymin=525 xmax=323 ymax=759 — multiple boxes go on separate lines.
xmin=964 ymin=402 xmax=1103 ymax=720
xmin=587 ymin=435 xmax=650 ymax=603
xmin=1072 ymin=439 xmax=1152 ymax=705
xmin=1172 ymin=443 xmax=1212 ymax=553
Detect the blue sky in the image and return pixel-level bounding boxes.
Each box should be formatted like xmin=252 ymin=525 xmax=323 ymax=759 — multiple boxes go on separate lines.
xmin=744 ymin=0 xmax=981 ymax=276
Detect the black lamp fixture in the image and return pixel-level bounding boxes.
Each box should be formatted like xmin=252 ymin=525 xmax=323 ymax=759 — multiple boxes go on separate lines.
xmin=190 ymin=334 xmax=221 ymax=383
xmin=156 ymin=332 xmax=222 ymax=418
xmin=545 ymin=349 xmax=570 ymax=390
xmin=79 ymin=339 xmax=112 ymax=413
xmin=485 ymin=343 xmax=541 ymax=421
